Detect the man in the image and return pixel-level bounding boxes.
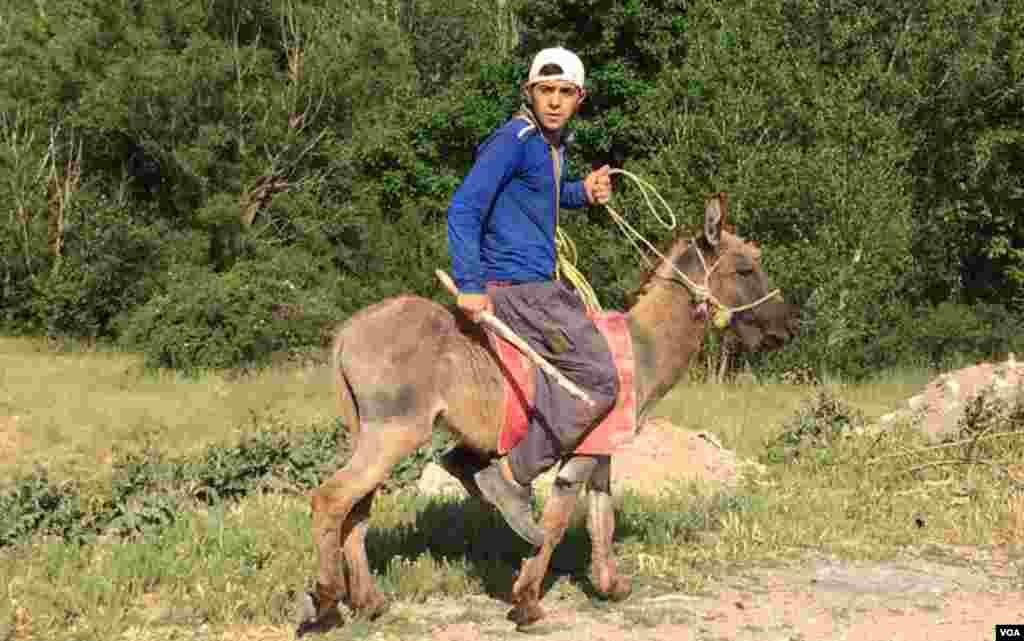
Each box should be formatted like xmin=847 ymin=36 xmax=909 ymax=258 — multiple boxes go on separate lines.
xmin=447 ymin=47 xmax=618 ymax=546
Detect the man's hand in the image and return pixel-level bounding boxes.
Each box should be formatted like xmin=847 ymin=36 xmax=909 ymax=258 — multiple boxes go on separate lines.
xmin=457 ymin=293 xmax=494 ymax=322
xmin=584 ymin=164 xmax=612 ymax=205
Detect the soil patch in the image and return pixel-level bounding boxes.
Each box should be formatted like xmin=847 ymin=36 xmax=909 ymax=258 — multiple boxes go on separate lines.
xmin=0 ymin=415 xmax=30 ymax=467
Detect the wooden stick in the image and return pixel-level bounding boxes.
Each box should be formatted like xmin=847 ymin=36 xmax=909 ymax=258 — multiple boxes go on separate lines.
xmin=436 ymin=269 xmax=595 ymax=407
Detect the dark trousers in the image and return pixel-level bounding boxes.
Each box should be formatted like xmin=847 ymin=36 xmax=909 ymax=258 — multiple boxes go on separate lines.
xmin=487 ymin=281 xmax=619 ymax=484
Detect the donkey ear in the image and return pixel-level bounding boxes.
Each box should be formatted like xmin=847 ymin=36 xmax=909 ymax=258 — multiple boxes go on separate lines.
xmin=704 ymin=193 xmax=726 ymax=248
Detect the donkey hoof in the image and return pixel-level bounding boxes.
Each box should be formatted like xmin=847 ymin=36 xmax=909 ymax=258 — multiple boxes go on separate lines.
xmin=295 ymin=609 xmax=343 ymax=638
xmin=294 ymin=591 xmax=318 ymax=624
xmin=593 ymin=576 xmax=632 ymax=602
xmin=507 ymin=602 xmax=545 ymax=629
xmin=294 ymin=591 xmax=343 ymax=637
xmin=607 ymin=576 xmax=633 ymax=602
xmin=352 ymin=595 xmax=390 ymax=622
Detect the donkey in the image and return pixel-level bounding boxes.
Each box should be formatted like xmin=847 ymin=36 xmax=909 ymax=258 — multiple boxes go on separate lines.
xmin=301 ymin=194 xmax=799 ymax=632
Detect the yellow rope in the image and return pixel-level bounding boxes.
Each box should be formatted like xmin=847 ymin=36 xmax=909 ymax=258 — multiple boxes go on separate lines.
xmin=556 ymin=227 xmax=604 ymax=313
xmin=556 ymin=168 xmax=678 ymax=314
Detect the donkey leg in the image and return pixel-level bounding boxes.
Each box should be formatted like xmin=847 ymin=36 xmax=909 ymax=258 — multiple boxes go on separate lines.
xmin=438 ymin=445 xmax=490 ymax=501
xmin=308 ymin=423 xmax=425 ymax=625
xmin=508 ymin=456 xmax=598 ymax=628
xmin=587 ymin=456 xmax=632 ymax=601
xmin=341 ymin=489 xmax=389 ymax=619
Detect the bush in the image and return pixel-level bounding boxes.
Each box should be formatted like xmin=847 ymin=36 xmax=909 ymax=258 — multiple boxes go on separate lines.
xmin=0 ymin=194 xmax=166 ymax=339
xmin=117 ymin=253 xmax=337 ymax=371
xmin=763 ymin=389 xmax=865 ymax=465
xmin=869 ymin=302 xmax=1024 ymax=372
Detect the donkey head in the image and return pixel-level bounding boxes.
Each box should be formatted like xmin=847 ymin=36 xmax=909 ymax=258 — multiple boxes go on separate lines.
xmin=696 ymin=193 xmax=799 ymax=352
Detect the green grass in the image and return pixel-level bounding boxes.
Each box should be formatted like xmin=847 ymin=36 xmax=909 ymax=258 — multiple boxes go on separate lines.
xmin=1 ymin=336 xmax=1021 ymax=640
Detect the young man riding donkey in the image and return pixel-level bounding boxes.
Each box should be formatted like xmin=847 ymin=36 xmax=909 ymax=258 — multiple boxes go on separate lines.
xmin=448 ymin=47 xmax=619 ymax=547
xmin=299 ymin=47 xmax=798 ymax=634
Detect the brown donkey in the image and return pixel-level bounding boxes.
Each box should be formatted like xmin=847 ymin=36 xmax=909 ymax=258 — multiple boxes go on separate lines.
xmin=301 ymin=195 xmax=799 ymax=633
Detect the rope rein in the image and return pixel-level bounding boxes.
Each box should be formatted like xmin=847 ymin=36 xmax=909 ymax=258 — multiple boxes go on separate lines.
xmin=556 ymin=168 xmax=781 ymax=328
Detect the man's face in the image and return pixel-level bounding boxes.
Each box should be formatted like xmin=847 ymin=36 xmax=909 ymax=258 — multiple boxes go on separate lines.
xmin=528 ymin=81 xmax=584 ymax=134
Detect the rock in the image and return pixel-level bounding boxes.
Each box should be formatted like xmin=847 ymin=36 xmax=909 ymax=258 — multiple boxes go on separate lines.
xmin=416 ymin=463 xmax=468 ymax=498
xmin=150 ymin=605 xmax=201 ymax=625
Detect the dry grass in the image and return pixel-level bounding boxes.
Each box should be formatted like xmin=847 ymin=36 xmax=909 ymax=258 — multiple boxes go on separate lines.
xmin=647 ymin=368 xmax=931 ymax=459
xmin=0 ymin=337 xmax=335 ymax=482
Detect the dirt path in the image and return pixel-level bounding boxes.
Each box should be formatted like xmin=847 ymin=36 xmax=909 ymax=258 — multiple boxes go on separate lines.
xmin=358 ymin=547 xmax=1022 ymax=641
xmin=115 ymin=545 xmax=1022 ymax=641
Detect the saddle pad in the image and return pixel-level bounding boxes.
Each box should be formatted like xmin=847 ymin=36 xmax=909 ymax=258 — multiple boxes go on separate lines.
xmin=493 ymin=311 xmax=637 ymax=456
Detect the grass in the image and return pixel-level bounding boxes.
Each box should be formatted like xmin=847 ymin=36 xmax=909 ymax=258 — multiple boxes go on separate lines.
xmin=1 ymin=336 xmax=1022 ymax=640
xmin=0 ymin=336 xmax=336 ymax=481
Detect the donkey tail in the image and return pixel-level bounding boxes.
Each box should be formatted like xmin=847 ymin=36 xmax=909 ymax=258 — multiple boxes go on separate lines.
xmin=331 ymin=326 xmax=361 ymax=437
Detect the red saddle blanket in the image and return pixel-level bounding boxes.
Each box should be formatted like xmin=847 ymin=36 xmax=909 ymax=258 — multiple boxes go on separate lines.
xmin=491 ymin=312 xmax=637 ymax=456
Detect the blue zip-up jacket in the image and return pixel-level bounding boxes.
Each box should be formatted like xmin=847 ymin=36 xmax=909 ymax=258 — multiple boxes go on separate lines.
xmin=447 ymin=117 xmax=590 ymax=294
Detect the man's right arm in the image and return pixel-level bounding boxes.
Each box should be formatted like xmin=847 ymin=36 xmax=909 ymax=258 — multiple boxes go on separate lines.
xmin=447 ymin=125 xmax=525 ymax=294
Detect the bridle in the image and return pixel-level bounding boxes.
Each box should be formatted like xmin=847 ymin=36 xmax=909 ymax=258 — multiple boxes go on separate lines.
xmin=650 ymin=240 xmax=781 ymax=330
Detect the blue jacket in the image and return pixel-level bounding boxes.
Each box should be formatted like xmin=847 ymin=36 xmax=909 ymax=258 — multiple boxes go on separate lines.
xmin=447 ymin=117 xmax=590 ymax=294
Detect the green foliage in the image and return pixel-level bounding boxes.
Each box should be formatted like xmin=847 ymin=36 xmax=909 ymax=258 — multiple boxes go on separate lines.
xmin=0 ymin=406 xmax=461 ymax=549
xmin=617 ymin=487 xmax=766 ymax=546
xmin=763 ymin=389 xmax=866 ymax=465
xmin=0 ymin=473 xmax=87 ymax=548
xmin=1 ymin=0 xmax=1021 ymax=375
xmin=29 ymin=199 xmax=167 ymax=338
xmin=178 ymin=415 xmax=348 ymax=503
xmin=116 ymin=253 xmax=339 ymax=371
xmin=0 ymin=414 xmax=348 ymax=547
xmin=873 ymin=302 xmax=1024 ymax=371
xmin=387 ymin=429 xmax=457 ymax=491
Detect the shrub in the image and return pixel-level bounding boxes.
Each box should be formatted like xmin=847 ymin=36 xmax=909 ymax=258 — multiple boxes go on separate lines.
xmin=0 ymin=414 xmax=348 ymax=548
xmin=117 ymin=252 xmax=338 ymax=371
xmin=15 ymin=200 xmax=166 ymax=339
xmin=0 ymin=473 xmax=87 ymax=547
xmin=763 ymin=389 xmax=866 ymax=465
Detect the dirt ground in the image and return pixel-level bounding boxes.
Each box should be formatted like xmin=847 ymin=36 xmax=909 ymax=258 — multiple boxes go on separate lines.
xmin=309 ymin=405 xmax=1023 ymax=641
xmin=109 ymin=544 xmax=1022 ymax=641
xmin=0 ymin=415 xmax=28 ymax=468
xmin=360 ymin=545 xmax=1023 ymax=641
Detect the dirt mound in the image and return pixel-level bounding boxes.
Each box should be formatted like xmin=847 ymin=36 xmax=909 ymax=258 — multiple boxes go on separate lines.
xmin=878 ymin=354 xmax=1023 ymax=441
xmin=418 ymin=418 xmax=761 ymax=498
xmin=594 ymin=417 xmax=762 ymax=496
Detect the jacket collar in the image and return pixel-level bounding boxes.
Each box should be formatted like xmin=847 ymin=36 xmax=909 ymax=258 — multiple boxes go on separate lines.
xmin=515 ymin=104 xmax=575 ymax=149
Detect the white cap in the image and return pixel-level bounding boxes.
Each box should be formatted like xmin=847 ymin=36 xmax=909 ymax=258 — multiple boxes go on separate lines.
xmin=527 ymin=47 xmax=585 ymax=89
